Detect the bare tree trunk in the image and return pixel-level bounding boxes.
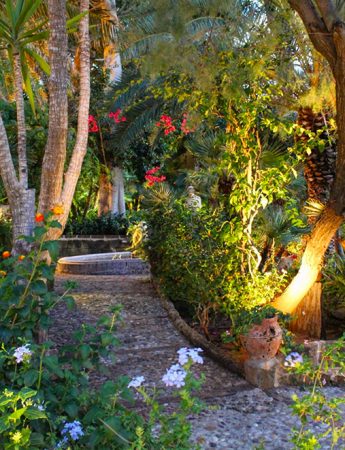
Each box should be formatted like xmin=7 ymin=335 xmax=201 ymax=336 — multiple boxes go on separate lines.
xmin=13 ymin=53 xmax=28 ymax=188
xmin=0 ymin=114 xmax=34 ymax=251
xmin=38 ymin=0 xmax=68 ymax=213
xmin=59 ymin=0 xmax=90 ymax=231
xmin=111 ymin=166 xmax=126 ymax=215
xmin=98 ymin=168 xmax=112 ymax=215
xmin=290 ymin=280 xmax=322 ymax=338
xmin=273 ymin=206 xmax=343 ymax=313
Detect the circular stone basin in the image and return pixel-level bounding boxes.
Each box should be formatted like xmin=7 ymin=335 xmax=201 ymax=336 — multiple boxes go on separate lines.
xmin=56 ymin=252 xmax=150 ymax=276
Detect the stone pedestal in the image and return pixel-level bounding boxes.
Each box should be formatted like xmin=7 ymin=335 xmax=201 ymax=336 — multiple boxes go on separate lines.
xmin=244 ymin=357 xmax=281 ymax=389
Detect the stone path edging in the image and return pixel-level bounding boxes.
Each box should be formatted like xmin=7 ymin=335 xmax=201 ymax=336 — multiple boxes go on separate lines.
xmin=152 ymin=279 xmax=243 ymax=376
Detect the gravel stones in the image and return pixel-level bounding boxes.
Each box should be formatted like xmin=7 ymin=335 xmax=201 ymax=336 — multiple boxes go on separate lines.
xmin=51 ymin=274 xmax=345 ymax=449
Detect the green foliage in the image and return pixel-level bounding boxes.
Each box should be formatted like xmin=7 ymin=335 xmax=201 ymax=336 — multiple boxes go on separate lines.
xmin=0 ymin=0 xmax=49 ymax=113
xmin=65 ymin=212 xmax=132 ymax=236
xmin=228 ymin=305 xmax=290 ymax=337
xmin=288 ymin=337 xmax=345 ymax=449
xmin=0 ymin=387 xmax=46 ymax=449
xmin=0 ymin=215 xmax=67 ymax=345
xmin=141 ymin=199 xmax=231 ymax=328
xmin=322 ymin=255 xmax=345 ymax=314
xmin=0 ymin=214 xmax=202 ymax=449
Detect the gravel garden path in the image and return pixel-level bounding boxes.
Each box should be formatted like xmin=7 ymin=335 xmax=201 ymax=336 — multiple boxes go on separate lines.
xmin=51 ymin=274 xmax=345 ymax=450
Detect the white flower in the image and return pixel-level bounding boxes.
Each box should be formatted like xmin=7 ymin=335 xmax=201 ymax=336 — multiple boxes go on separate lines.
xmin=284 ymin=352 xmax=303 ymax=367
xmin=177 ymin=347 xmax=203 ymax=366
xmin=128 ymin=376 xmax=145 ymax=388
xmin=162 ymin=364 xmax=187 ymax=388
xmin=13 ymin=344 xmax=32 ymax=363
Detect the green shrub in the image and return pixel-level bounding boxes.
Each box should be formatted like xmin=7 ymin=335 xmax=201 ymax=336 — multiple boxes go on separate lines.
xmin=138 ymin=194 xmax=288 ymax=335
xmin=65 ymin=213 xmax=130 ymax=236
xmin=0 ymin=213 xmax=202 ymax=449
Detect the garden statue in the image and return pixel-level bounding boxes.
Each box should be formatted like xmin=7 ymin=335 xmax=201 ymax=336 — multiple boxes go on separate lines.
xmin=185 ymin=186 xmax=202 ymax=210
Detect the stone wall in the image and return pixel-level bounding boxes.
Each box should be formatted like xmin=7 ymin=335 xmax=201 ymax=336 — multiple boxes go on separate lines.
xmin=58 ymin=235 xmax=129 ymax=257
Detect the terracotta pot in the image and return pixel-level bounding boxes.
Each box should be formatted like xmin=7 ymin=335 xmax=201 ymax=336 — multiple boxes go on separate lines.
xmin=240 ymin=316 xmax=282 ymax=361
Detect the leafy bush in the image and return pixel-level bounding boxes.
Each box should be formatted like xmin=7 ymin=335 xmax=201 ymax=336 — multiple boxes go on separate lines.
xmin=0 ymin=213 xmax=202 ymax=448
xmin=287 ymin=337 xmax=345 ymax=449
xmin=323 ymin=255 xmax=345 ymax=313
xmin=65 ymin=212 xmax=130 ymax=236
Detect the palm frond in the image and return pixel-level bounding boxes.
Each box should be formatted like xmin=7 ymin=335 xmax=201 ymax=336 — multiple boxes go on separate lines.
xmin=184 ymin=17 xmax=226 ymax=36
xmin=304 ymin=199 xmax=325 ymax=219
xmin=122 ymin=33 xmax=174 ymax=60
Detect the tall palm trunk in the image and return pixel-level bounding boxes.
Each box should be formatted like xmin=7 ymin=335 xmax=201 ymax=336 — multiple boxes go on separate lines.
xmin=111 ymin=166 xmax=126 ymax=215
xmin=289 ymin=107 xmax=336 ymax=337
xmin=13 ymin=52 xmax=28 ymax=188
xmin=59 ymin=0 xmax=90 ymax=230
xmin=103 ymin=0 xmax=126 ymax=216
xmin=38 ymin=0 xmax=68 ymax=214
xmin=38 ymin=0 xmax=90 ymax=238
xmin=98 ymin=166 xmax=112 ymax=215
xmin=0 ymin=115 xmax=34 ymax=251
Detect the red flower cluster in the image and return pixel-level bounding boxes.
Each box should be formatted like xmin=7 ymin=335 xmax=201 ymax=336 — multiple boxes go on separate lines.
xmin=181 ymin=113 xmax=195 ymax=135
xmin=109 ymin=109 xmax=127 ymax=123
xmin=88 ymin=115 xmax=99 ymax=133
xmin=156 ymin=115 xmax=176 ymax=135
xmin=145 ymin=167 xmax=166 ymax=186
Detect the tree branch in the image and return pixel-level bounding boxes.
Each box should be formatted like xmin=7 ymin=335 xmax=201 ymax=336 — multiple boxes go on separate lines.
xmin=314 ymin=0 xmax=339 ymax=32
xmin=288 ymin=0 xmax=337 ymax=70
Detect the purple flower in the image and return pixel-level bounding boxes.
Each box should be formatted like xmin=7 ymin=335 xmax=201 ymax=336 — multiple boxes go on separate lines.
xmin=61 ymin=420 xmax=84 ymax=441
xmin=13 ymin=344 xmax=32 ymax=363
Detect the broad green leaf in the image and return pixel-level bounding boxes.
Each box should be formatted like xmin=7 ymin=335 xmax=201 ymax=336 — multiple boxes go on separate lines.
xmin=24 ymin=406 xmax=47 ymax=420
xmin=0 ymin=417 xmax=10 ymax=433
xmin=9 ymin=407 xmax=26 ymax=421
xmin=64 ymin=402 xmax=79 ymax=419
xmin=19 ymin=388 xmax=37 ymax=401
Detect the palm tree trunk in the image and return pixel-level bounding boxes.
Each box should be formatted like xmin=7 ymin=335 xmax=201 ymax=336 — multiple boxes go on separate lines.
xmin=38 ymin=0 xmax=68 ymax=214
xmin=0 ymin=114 xmax=34 ymax=251
xmin=13 ymin=52 xmax=28 ymax=188
xmin=98 ymin=167 xmax=112 ymax=215
xmin=59 ymin=0 xmax=90 ymax=230
xmin=111 ymin=166 xmax=126 ymax=215
xmin=38 ymin=0 xmax=90 ymax=239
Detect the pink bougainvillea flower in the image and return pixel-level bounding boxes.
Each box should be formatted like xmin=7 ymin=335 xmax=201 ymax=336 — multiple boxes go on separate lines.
xmin=145 ymin=167 xmax=166 ymax=186
xmin=88 ymin=115 xmax=99 ymax=133
xmin=156 ymin=115 xmax=176 ymax=135
xmin=109 ymin=109 xmax=127 ymax=124
xmin=181 ymin=113 xmax=196 ymax=135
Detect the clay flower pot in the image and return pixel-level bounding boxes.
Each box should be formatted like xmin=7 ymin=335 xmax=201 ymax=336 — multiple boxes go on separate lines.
xmin=240 ymin=316 xmax=282 ymax=361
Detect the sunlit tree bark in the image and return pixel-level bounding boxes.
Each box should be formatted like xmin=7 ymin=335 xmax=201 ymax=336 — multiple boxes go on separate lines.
xmin=274 ymin=1 xmax=345 ymax=319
